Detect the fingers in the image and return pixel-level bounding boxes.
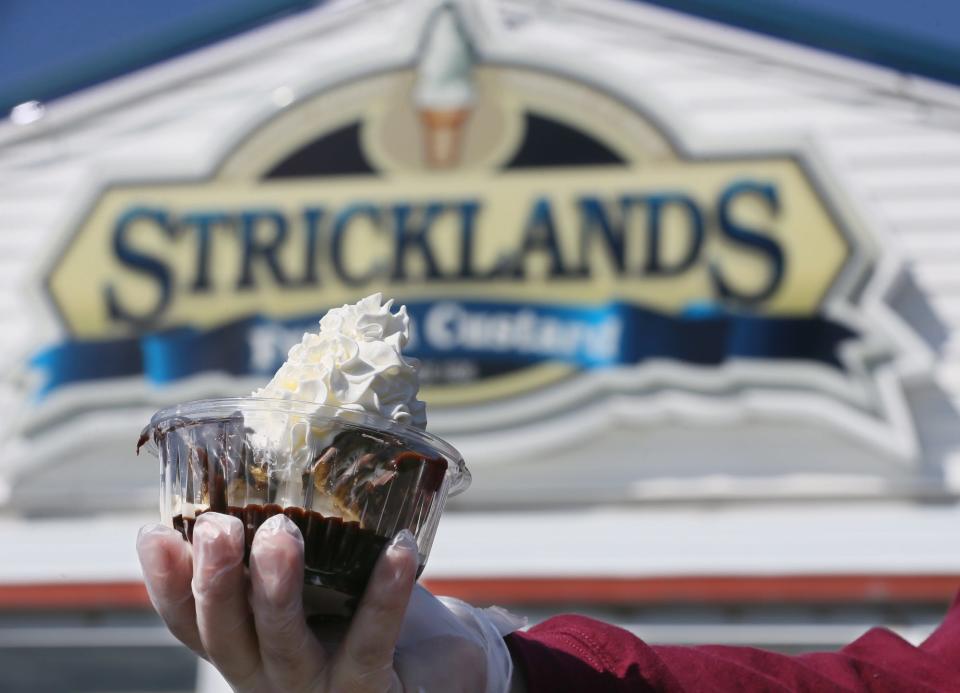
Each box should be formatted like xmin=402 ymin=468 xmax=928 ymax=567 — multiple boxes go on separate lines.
xmin=141 ymin=515 xmax=419 ymax=693
xmin=191 ymin=513 xmax=261 ymax=690
xmin=249 ymin=514 xmax=327 ymax=691
xmin=136 ymin=523 xmax=205 ymax=656
xmin=332 ymin=529 xmax=419 ymax=691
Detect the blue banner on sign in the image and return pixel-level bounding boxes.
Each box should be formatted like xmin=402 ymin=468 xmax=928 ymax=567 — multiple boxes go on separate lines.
xmin=29 ymin=300 xmax=857 ymax=397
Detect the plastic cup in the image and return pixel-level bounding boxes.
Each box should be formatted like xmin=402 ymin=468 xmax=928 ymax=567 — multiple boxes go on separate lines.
xmin=138 ymin=397 xmax=469 ymax=614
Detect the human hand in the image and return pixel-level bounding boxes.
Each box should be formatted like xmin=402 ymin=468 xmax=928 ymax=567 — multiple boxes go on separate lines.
xmin=137 ymin=512 xmax=519 ymax=692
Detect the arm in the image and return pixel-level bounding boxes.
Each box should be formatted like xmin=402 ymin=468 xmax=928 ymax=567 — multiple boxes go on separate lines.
xmin=506 ymin=594 xmax=960 ymax=692
xmin=137 ymin=514 xmax=960 ymax=693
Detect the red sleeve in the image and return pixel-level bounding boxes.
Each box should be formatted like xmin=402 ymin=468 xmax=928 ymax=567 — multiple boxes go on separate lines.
xmin=505 ymin=592 xmax=960 ymax=692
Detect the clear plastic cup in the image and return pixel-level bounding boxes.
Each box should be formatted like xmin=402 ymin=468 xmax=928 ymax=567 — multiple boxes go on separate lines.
xmin=138 ymin=397 xmax=470 ymax=614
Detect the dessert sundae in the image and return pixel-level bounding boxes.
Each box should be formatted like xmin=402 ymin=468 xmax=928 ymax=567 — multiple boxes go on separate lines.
xmin=138 ymin=294 xmax=469 ymax=610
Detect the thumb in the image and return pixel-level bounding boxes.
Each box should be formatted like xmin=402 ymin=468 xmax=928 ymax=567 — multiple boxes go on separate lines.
xmin=331 ymin=529 xmax=418 ymax=691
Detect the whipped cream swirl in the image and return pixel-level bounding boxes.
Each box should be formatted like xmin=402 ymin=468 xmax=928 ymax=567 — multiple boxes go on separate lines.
xmin=253 ymin=293 xmax=426 ymax=430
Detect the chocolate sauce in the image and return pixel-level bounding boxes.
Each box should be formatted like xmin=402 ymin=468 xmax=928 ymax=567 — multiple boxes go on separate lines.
xmin=174 ymin=504 xmax=424 ymax=597
xmin=136 ymin=430 xmax=149 ymax=453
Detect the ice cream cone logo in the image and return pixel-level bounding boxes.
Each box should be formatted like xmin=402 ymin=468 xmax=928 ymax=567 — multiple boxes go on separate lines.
xmin=414 ymin=6 xmax=476 ymax=169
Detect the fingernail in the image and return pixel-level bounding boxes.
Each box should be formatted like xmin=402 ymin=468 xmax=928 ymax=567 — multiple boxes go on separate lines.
xmin=387 ymin=529 xmax=417 ymax=556
xmin=191 ymin=514 xmax=244 ymax=593
xmin=136 ymin=524 xmax=170 ymax=579
xmin=136 ymin=523 xmax=174 ymax=546
xmin=255 ymin=513 xmax=302 ymax=543
xmin=385 ymin=530 xmax=418 ymax=583
xmin=136 ymin=524 xmax=179 ymax=570
xmin=250 ymin=515 xmax=302 ymax=600
xmin=193 ymin=512 xmax=244 ymax=544
xmin=192 ymin=513 xmax=244 ymax=567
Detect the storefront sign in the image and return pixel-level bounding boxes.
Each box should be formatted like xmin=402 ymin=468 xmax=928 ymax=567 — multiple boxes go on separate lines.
xmin=34 ymin=6 xmax=904 ymax=439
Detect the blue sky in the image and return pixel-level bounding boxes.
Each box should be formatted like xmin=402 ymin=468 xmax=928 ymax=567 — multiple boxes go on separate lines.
xmin=1 ymin=0 xmax=958 ymax=114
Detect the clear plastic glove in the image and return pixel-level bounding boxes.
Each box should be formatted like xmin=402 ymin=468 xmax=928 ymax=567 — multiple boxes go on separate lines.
xmin=394 ymin=586 xmax=525 ymax=692
xmin=137 ymin=512 xmax=524 ymax=693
